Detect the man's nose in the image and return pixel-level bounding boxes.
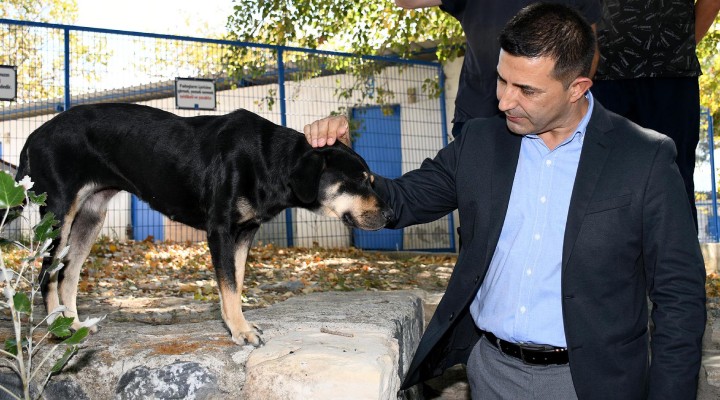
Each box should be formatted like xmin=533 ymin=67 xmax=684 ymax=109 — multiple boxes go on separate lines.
xmin=497 ymin=87 xmax=517 ymax=112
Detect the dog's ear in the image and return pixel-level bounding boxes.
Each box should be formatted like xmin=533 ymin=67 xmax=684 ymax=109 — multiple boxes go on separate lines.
xmin=289 ymin=151 xmax=325 ymax=204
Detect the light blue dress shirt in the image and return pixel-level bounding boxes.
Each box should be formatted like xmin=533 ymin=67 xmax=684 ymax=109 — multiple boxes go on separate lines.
xmin=469 ymin=92 xmax=595 ymax=347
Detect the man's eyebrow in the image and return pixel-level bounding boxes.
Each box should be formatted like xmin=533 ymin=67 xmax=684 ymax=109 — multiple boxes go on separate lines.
xmin=497 ymin=71 xmax=543 ymax=93
xmin=516 ymin=83 xmax=541 ymax=92
xmin=495 ymin=71 xmax=545 ymax=92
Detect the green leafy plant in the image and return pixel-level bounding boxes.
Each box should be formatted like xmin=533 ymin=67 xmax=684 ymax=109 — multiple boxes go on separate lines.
xmin=0 ymin=172 xmax=102 ymax=400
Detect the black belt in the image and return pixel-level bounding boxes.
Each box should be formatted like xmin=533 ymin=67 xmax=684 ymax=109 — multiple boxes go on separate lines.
xmin=480 ymin=329 xmax=569 ymax=365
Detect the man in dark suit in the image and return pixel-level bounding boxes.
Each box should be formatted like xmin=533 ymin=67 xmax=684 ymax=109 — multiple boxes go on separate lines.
xmin=304 ymin=3 xmax=706 ymax=399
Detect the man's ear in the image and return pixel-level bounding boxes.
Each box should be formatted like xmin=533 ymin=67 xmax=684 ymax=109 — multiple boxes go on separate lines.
xmin=289 ymin=151 xmax=325 ymax=204
xmin=569 ymin=76 xmax=593 ymax=103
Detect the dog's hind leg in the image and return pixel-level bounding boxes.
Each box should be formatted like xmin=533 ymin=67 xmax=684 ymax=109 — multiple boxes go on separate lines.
xmin=39 ymin=201 xmax=77 ymax=324
xmin=208 ymin=225 xmax=261 ymax=346
xmin=58 ymin=189 xmax=118 ymax=331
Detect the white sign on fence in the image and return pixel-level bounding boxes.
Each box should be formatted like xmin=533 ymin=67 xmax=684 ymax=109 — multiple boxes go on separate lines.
xmin=0 ymin=65 xmax=17 ymax=101
xmin=175 ymin=78 xmax=216 ymax=110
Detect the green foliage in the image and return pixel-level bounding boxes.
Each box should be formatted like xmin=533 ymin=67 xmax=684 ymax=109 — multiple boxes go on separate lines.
xmin=226 ymin=0 xmax=463 ymax=61
xmin=0 ymin=0 xmax=78 ymax=23
xmin=0 ymin=172 xmax=102 ymax=400
xmin=48 ymin=316 xmax=75 ymax=338
xmin=12 ymin=292 xmax=30 ymax=314
xmin=225 ymin=0 xmax=461 ymax=120
xmin=32 ymin=213 xmax=59 ymax=243
xmin=61 ymin=327 xmax=89 ymax=346
xmin=0 ymin=173 xmax=25 ymax=209
xmin=50 ymin=327 xmax=88 ymax=373
xmin=0 ymin=0 xmax=110 ymax=105
xmin=698 ymin=20 xmax=720 ymax=125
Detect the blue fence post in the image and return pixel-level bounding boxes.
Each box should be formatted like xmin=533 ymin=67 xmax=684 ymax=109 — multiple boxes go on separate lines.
xmin=705 ymin=108 xmax=719 ymax=241
xmin=278 ymin=47 xmax=294 ymax=247
xmin=63 ymin=27 xmax=71 ymax=111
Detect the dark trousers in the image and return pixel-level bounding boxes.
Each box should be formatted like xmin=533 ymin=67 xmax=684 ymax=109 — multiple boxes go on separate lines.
xmin=592 ymin=77 xmax=700 ymax=229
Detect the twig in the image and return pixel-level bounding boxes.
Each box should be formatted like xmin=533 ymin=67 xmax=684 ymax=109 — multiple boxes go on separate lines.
xmin=320 ymin=327 xmax=354 ymax=337
xmin=0 ymin=383 xmax=22 ymax=400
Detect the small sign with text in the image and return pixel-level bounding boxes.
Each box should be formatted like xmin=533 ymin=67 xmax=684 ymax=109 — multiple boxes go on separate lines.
xmin=175 ymin=78 xmax=216 ymax=110
xmin=0 ymin=65 xmax=17 ymax=101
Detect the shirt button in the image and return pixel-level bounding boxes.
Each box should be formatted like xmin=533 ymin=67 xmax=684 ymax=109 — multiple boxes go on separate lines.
xmin=546 ymin=159 xmax=552 ymax=166
xmin=526 ymin=269 xmax=532 ymax=276
xmin=534 ymin=233 xmax=541 ymax=241
xmin=520 ymin=306 xmax=527 ymax=314
xmin=540 ymin=196 xmax=547 ymax=203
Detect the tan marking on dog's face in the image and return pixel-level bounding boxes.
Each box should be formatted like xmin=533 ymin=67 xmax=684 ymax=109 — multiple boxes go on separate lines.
xmin=236 ymin=197 xmax=256 ymax=224
xmin=318 ymin=182 xmax=387 ymax=231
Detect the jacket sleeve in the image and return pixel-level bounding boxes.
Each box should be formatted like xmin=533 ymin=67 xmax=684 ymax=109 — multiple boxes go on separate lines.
xmin=372 ymin=137 xmax=461 ymax=229
xmin=644 ymin=136 xmax=706 ymax=399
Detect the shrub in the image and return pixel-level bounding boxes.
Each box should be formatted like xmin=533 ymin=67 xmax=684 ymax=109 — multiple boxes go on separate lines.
xmin=0 ymin=172 xmax=102 ymax=400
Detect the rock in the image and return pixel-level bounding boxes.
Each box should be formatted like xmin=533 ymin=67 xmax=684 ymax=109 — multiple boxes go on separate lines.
xmin=259 ymin=280 xmax=305 ymax=293
xmin=0 ymin=372 xmax=34 ymax=400
xmin=116 ymin=361 xmax=217 ymax=400
xmin=46 ymin=379 xmax=90 ymax=400
xmin=244 ymin=329 xmax=400 ymax=400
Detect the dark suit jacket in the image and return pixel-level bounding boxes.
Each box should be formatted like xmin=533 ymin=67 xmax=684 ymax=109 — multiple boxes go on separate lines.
xmin=373 ymin=101 xmax=706 ymax=399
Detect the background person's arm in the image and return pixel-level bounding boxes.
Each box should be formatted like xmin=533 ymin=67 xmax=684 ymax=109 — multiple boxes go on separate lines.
xmin=695 ymin=0 xmax=720 ymax=43
xmin=394 ymin=0 xmax=442 ymax=9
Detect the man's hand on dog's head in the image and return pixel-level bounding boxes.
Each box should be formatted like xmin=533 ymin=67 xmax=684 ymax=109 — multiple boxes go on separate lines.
xmin=304 ymin=116 xmax=351 ymax=148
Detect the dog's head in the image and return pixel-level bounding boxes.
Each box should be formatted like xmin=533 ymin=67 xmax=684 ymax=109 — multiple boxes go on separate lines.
xmin=289 ymin=144 xmax=393 ymax=231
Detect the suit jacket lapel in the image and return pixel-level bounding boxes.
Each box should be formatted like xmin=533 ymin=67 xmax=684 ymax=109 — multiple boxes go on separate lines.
xmin=486 ymin=129 xmax=522 ymax=268
xmin=562 ymin=103 xmax=615 ymax=270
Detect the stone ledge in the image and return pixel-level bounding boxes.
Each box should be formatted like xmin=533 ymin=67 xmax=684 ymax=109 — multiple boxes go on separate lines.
xmin=0 ymin=291 xmax=424 ymax=400
xmin=701 ymin=243 xmax=720 ymax=274
xmin=701 ymin=319 xmax=720 ymax=399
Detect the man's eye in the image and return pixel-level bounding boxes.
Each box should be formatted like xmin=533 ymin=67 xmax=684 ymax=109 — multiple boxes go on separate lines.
xmin=522 ymin=89 xmax=536 ymax=96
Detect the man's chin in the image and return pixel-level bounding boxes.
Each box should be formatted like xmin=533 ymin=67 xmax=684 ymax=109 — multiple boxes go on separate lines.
xmin=505 ymin=120 xmax=531 ymax=135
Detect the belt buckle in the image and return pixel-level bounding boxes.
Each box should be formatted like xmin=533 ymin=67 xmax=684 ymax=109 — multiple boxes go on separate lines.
xmin=519 ymin=347 xmax=529 ymax=364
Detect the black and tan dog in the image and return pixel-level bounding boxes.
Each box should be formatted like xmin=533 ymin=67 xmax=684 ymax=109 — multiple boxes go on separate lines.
xmin=15 ymin=103 xmax=392 ymax=346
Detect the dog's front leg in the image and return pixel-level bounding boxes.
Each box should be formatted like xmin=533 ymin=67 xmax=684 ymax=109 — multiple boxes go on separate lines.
xmin=208 ymin=225 xmax=262 ymax=346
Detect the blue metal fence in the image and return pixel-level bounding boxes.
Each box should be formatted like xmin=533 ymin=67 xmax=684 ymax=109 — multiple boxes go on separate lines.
xmin=698 ymin=108 xmax=718 ymax=243
xmin=0 ymin=18 xmax=456 ymax=252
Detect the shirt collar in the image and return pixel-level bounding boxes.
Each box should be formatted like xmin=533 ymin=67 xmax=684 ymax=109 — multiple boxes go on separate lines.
xmin=525 ymin=91 xmax=594 ymax=145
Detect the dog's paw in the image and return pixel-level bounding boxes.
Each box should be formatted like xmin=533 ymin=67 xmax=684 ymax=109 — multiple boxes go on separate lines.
xmin=233 ymin=324 xmax=264 ymax=347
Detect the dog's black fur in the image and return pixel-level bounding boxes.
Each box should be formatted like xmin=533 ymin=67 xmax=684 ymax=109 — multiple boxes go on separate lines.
xmin=16 ymin=103 xmax=392 ymax=345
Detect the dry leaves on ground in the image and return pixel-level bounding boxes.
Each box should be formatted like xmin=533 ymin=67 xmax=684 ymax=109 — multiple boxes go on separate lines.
xmin=5 ymin=240 xmax=719 ymax=311
xmin=1 ymin=239 xmax=457 ymax=309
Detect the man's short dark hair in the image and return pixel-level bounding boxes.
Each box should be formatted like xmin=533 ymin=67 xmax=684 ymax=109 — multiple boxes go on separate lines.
xmin=499 ymin=2 xmax=596 ymax=86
